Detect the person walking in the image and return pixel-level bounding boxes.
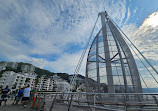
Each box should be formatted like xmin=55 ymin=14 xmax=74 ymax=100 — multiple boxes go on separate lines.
xmin=13 ymin=88 xmax=24 ymax=105
xmin=22 ymin=85 xmax=31 ymax=107
xmin=0 ymin=86 xmax=11 ymax=106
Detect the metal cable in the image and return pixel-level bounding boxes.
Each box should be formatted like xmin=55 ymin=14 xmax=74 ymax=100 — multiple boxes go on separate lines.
xmin=117 ymin=28 xmax=157 ymax=92
xmin=123 ymin=37 xmax=158 ymax=85
xmin=70 ymin=15 xmax=100 ymax=91
xmin=107 ymin=15 xmax=158 ymax=90
xmin=118 ymin=33 xmax=155 ymax=94
xmin=139 ymin=73 xmax=151 ymax=93
xmin=109 ymin=16 xmax=158 ymax=75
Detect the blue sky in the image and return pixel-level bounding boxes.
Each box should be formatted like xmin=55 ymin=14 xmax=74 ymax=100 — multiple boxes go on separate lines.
xmin=0 ymin=0 xmax=158 ymax=78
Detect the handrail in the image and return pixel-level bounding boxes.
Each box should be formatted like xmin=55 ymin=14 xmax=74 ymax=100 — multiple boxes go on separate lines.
xmin=37 ymin=92 xmax=158 ymax=95
xmin=35 ymin=92 xmax=158 ymax=111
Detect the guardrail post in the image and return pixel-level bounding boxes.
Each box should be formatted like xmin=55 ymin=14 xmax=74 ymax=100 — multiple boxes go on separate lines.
xmin=92 ymin=94 xmax=96 ymax=111
xmin=68 ymin=94 xmax=73 ymax=111
xmin=40 ymin=93 xmax=46 ymax=111
xmin=122 ymin=94 xmax=127 ymax=111
xmin=49 ymin=94 xmax=57 ymax=111
xmin=152 ymin=95 xmax=158 ymax=106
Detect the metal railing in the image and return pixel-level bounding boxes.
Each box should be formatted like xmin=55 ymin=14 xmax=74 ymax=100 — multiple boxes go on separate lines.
xmin=33 ymin=92 xmax=158 ymax=111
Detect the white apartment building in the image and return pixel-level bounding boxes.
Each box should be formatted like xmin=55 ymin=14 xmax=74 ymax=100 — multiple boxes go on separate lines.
xmin=55 ymin=81 xmax=71 ymax=92
xmin=7 ymin=62 xmax=18 ymax=69
xmin=21 ymin=65 xmax=35 ymax=72
xmin=53 ymin=75 xmax=71 ymax=92
xmin=36 ymin=75 xmax=71 ymax=92
xmin=0 ymin=66 xmax=6 ymax=71
xmin=36 ymin=76 xmax=54 ymax=91
xmin=0 ymin=61 xmax=10 ymax=67
xmin=77 ymin=83 xmax=86 ymax=92
xmin=0 ymin=61 xmax=18 ymax=71
xmin=0 ymin=71 xmax=37 ymax=90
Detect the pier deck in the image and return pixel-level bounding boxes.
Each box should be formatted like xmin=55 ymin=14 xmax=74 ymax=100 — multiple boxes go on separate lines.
xmin=0 ymin=100 xmax=35 ymax=111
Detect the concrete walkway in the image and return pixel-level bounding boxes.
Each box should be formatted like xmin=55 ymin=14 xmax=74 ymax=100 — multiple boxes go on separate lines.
xmin=0 ymin=100 xmax=35 ymax=111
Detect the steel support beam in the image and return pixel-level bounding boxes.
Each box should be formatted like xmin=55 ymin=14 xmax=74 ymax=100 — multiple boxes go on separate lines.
xmin=108 ymin=19 xmax=142 ymax=93
xmin=108 ymin=20 xmax=128 ymax=93
xmin=96 ymin=35 xmax=101 ymax=92
xmin=100 ymin=12 xmax=115 ymax=93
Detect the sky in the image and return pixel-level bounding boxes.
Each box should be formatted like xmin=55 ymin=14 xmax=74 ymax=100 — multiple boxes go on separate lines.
xmin=0 ymin=0 xmax=158 ymax=80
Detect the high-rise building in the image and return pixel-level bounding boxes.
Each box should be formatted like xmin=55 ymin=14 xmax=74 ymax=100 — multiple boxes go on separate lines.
xmin=0 ymin=71 xmax=37 ymax=89
xmin=0 ymin=61 xmax=18 ymax=71
xmin=36 ymin=76 xmax=54 ymax=91
xmin=21 ymin=65 xmax=35 ymax=72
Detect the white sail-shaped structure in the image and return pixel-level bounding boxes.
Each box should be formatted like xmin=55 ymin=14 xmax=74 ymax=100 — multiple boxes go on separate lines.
xmin=86 ymin=12 xmax=142 ymax=94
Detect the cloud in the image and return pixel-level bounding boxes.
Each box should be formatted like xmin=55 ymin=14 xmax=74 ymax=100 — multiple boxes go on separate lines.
xmin=29 ymin=3 xmax=52 ymax=30
xmin=10 ymin=50 xmax=87 ymax=75
xmin=122 ymin=12 xmax=158 ymax=60
xmin=0 ymin=0 xmax=129 ymax=55
xmin=0 ymin=0 xmax=136 ymax=75
xmin=133 ymin=8 xmax=137 ymax=15
xmin=50 ymin=51 xmax=87 ymax=74
xmin=10 ymin=55 xmax=48 ymax=69
xmin=132 ymin=12 xmax=158 ymax=59
xmin=122 ymin=12 xmax=158 ymax=88
xmin=124 ymin=7 xmax=131 ymax=24
xmin=143 ymin=12 xmax=158 ymax=27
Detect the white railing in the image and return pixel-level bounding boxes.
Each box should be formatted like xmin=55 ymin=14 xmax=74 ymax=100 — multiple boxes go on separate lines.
xmin=33 ymin=92 xmax=158 ymax=111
